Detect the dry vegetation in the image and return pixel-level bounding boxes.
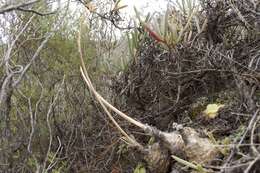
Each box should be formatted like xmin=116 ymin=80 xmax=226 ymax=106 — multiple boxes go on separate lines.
xmin=110 ymin=0 xmax=260 ymax=172
xmin=0 ymin=0 xmax=260 ymax=173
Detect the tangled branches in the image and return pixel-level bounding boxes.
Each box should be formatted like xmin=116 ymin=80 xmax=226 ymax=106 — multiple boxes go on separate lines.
xmin=112 ymin=0 xmax=260 ymax=172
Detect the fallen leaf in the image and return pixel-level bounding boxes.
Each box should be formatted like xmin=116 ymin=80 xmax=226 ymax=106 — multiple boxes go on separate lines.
xmin=203 ymin=104 xmax=225 ymax=119
xmin=134 ymin=163 xmax=146 ymax=173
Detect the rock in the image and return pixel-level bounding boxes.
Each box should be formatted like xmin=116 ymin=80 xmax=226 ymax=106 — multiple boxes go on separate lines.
xmin=181 ymin=127 xmax=219 ymax=164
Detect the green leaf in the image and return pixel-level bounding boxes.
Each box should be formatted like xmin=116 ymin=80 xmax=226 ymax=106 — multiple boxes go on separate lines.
xmin=145 ymin=12 xmax=151 ymax=23
xmin=163 ymin=8 xmax=169 ymax=39
xmin=126 ymin=33 xmax=133 ymax=57
xmin=177 ymin=7 xmax=195 ymax=42
xmin=134 ymin=6 xmax=142 ymax=24
xmin=203 ymin=103 xmax=225 ymax=119
xmin=114 ymin=0 xmax=122 ymax=8
xmin=132 ymin=32 xmax=137 ymax=48
xmin=134 ymin=163 xmax=146 ymax=173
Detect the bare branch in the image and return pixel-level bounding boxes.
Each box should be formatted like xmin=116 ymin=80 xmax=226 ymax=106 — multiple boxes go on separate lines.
xmin=79 ymin=67 xmax=146 ymax=130
xmin=17 ymin=7 xmax=56 ymax=16
xmin=77 ymin=0 xmax=134 ymax=30
xmin=0 ymin=0 xmax=40 ymax=14
xmin=42 ymin=75 xmax=65 ymax=171
xmin=78 ymin=22 xmax=143 ymax=148
xmin=12 ymin=32 xmax=53 ymax=87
